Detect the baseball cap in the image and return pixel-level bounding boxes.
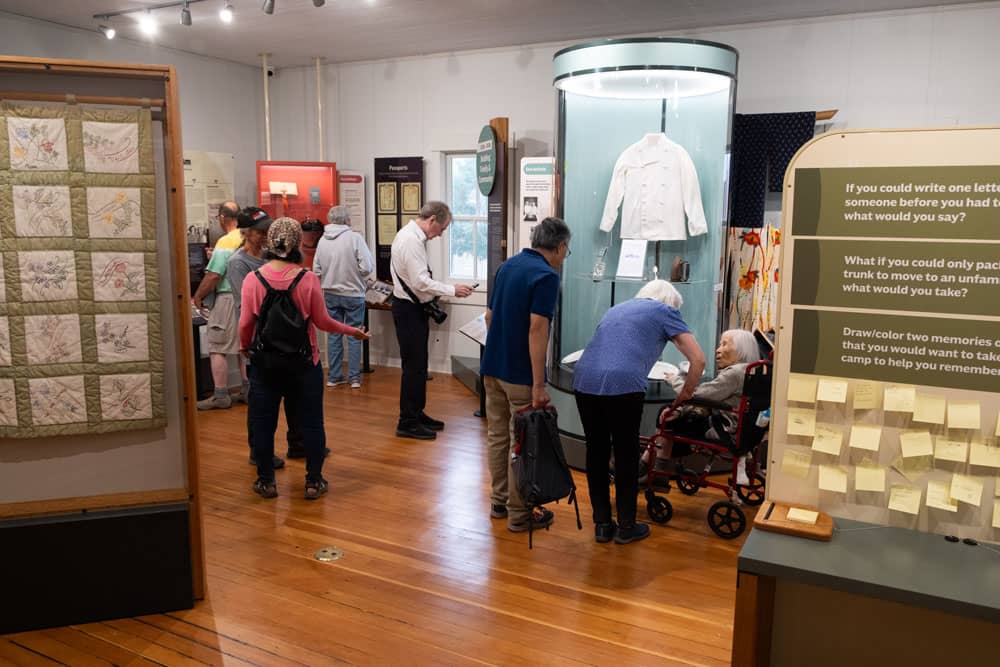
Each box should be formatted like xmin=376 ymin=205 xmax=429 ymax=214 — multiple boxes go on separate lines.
xmin=237 ymin=206 xmax=273 ymax=230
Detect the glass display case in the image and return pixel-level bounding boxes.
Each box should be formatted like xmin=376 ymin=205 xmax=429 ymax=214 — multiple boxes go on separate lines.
xmin=546 ymin=39 xmax=738 ymax=463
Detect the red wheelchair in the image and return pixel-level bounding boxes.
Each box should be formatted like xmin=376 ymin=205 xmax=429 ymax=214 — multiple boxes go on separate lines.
xmin=638 ymin=359 xmax=771 ymax=539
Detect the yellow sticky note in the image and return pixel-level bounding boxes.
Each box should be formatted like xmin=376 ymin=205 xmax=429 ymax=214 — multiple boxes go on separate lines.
xmin=889 ymin=485 xmax=922 ymax=515
xmin=995 ymin=413 xmax=1000 ymax=438
xmin=811 ymin=425 xmax=843 ymax=456
xmin=970 ymin=441 xmax=1000 ymax=469
xmin=993 ymin=499 xmax=1000 ymax=529
xmin=934 ymin=436 xmax=968 ymax=463
xmin=816 ymin=378 xmax=848 ymax=403
xmin=855 ymin=466 xmax=886 ymax=492
xmin=884 ymin=386 xmax=916 ymax=413
xmin=787 ymin=374 xmax=818 ymax=403
xmin=786 ymin=508 xmax=819 ymax=524
xmin=899 ymin=430 xmax=934 ymax=459
xmin=818 ymin=465 xmax=848 ymax=493
xmin=912 ymin=394 xmax=946 ymax=424
xmin=853 ymin=381 xmax=880 ymax=410
xmin=948 ymin=401 xmax=981 ymax=430
xmin=926 ymin=480 xmax=958 ymax=512
xmin=893 ymin=453 xmax=933 ymax=480
xmin=782 ymin=449 xmax=812 ymax=479
xmin=787 ymin=407 xmax=817 ymax=437
xmin=849 ymin=424 xmax=882 ymax=452
xmin=950 ymin=473 xmax=984 ymax=507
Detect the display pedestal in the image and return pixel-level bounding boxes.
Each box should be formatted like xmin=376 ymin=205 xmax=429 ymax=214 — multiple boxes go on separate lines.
xmin=362 ymin=302 xmax=392 ymax=374
xmin=192 ymin=315 xmax=213 ymax=399
xmin=0 ymin=504 xmax=194 ymax=634
xmin=733 ymin=520 xmax=1000 ymax=666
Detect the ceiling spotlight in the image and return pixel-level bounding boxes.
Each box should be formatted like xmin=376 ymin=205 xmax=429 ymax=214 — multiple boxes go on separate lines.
xmin=99 ymin=24 xmax=116 ymax=39
xmin=262 ymin=0 xmax=275 ymax=15
xmin=139 ymin=10 xmax=157 ymax=36
xmin=180 ymin=1 xmax=192 ymax=26
xmin=220 ymin=1 xmax=234 ymax=23
xmin=313 ymin=0 xmax=326 ymax=6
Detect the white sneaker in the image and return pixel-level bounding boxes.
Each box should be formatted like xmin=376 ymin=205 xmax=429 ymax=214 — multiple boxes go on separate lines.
xmin=327 ymin=379 xmax=347 ymax=388
xmin=350 ymin=379 xmax=362 ymax=389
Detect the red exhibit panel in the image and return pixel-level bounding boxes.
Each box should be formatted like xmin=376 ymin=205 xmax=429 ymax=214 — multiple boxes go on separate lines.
xmin=256 ymin=161 xmax=337 ymax=267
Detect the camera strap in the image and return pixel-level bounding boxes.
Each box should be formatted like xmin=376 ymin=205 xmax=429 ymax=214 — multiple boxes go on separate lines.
xmin=390 ymin=256 xmax=433 ymax=306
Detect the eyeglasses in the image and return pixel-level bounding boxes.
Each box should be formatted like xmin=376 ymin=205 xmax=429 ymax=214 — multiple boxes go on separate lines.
xmin=564 ymin=244 xmax=572 ymax=257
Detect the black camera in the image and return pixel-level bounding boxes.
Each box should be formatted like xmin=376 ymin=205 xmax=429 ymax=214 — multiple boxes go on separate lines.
xmin=423 ymin=298 xmax=448 ymax=324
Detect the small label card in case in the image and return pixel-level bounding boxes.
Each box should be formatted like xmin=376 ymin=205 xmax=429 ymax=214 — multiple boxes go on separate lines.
xmin=615 ymin=239 xmax=647 ymax=279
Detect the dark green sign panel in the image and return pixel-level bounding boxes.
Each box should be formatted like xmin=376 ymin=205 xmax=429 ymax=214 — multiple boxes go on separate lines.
xmin=791 ymin=239 xmax=1000 ymax=317
xmin=477 ymin=125 xmax=497 ymax=196
xmin=792 ymin=166 xmax=1000 ymax=239
xmin=791 ymin=309 xmax=1000 ymax=393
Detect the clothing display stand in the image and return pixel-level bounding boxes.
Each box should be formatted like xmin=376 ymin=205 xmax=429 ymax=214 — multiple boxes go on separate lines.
xmin=543 ymin=39 xmax=738 ymax=466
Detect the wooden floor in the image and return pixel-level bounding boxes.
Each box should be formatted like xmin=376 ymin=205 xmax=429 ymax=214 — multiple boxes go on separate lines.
xmin=1 ymin=370 xmax=755 ymax=667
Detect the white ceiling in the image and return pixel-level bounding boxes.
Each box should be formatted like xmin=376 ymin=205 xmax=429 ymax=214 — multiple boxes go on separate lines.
xmin=0 ymin=0 xmax=978 ymax=67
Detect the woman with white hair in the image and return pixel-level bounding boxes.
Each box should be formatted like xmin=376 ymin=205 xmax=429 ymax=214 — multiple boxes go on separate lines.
xmin=572 ymin=279 xmax=706 ymax=545
xmin=643 ymin=328 xmax=763 ymax=474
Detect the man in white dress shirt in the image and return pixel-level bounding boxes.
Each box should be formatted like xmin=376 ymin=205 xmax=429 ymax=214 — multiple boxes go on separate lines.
xmin=390 ymin=201 xmax=474 ymax=440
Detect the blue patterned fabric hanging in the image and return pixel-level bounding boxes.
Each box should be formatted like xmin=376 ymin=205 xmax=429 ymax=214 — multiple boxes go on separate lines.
xmin=729 ymin=112 xmax=816 ymax=228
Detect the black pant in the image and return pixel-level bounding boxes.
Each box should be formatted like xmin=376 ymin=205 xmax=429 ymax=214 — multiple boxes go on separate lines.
xmin=575 ymin=391 xmax=645 ymax=528
xmin=246 ymin=384 xmax=304 ymax=453
xmin=248 ymin=362 xmax=326 ymax=482
xmin=391 ymin=297 xmax=429 ymax=429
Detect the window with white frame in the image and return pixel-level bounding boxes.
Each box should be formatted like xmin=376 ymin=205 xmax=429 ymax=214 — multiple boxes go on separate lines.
xmin=445 ymin=153 xmax=488 ymax=282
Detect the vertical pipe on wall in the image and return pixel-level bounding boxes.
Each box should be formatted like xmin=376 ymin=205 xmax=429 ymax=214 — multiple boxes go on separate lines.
xmin=261 ymin=53 xmax=272 ymax=160
xmin=315 ymin=57 xmax=325 ymax=162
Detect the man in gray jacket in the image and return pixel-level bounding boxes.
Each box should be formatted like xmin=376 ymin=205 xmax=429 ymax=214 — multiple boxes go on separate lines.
xmin=313 ymin=205 xmax=375 ymax=388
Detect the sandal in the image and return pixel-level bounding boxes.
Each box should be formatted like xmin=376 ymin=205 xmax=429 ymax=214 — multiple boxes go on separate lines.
xmin=304 ymin=478 xmax=329 ymax=500
xmin=253 ymin=478 xmax=277 ymax=499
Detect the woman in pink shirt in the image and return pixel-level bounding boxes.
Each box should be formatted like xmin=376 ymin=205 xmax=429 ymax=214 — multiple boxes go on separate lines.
xmin=240 ymin=217 xmax=370 ymax=500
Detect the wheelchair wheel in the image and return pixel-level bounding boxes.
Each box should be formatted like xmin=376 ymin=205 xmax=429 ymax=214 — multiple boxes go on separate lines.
xmin=646 ymin=495 xmax=673 ymax=524
xmin=708 ymin=501 xmax=746 ymax=539
xmin=735 ymin=473 xmax=766 ymax=506
xmin=676 ymin=469 xmax=700 ymax=496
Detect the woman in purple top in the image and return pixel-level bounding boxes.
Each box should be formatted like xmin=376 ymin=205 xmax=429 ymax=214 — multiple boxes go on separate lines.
xmin=572 ymin=280 xmax=705 ymax=545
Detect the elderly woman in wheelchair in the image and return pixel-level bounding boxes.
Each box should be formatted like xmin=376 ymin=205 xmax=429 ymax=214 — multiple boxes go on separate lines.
xmin=642 ymin=328 xmax=762 ymax=475
xmin=640 ymin=328 xmax=771 ymax=539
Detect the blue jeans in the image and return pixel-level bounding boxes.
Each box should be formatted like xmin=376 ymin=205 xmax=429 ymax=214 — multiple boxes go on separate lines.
xmin=324 ymin=293 xmax=365 ymax=383
xmin=249 ymin=361 xmax=326 ymax=482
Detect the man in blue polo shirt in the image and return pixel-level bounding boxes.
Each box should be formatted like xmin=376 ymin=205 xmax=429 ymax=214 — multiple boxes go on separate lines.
xmin=481 ymin=217 xmax=571 ymax=533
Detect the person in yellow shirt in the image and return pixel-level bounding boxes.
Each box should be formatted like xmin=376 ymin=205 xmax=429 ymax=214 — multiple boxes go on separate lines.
xmin=193 ymin=201 xmax=244 ymax=410
xmin=209 ymin=201 xmax=243 ymax=256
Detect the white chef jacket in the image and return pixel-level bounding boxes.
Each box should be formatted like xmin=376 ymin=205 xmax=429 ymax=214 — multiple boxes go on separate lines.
xmin=600 ymin=133 xmax=707 ymax=241
xmin=390 ymin=220 xmax=456 ymax=303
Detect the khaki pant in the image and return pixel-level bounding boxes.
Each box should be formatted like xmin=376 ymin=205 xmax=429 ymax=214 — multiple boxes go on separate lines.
xmin=484 ymin=376 xmax=532 ymax=525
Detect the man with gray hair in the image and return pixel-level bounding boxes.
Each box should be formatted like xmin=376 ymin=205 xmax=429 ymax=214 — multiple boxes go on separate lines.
xmin=313 ymin=205 xmax=375 ymax=388
xmin=480 ymin=217 xmax=571 ymax=533
xmin=390 ymin=201 xmax=475 ymax=440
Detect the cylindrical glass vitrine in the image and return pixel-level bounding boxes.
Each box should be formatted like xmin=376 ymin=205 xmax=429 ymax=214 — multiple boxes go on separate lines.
xmin=546 ymin=38 xmax=738 ymax=464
